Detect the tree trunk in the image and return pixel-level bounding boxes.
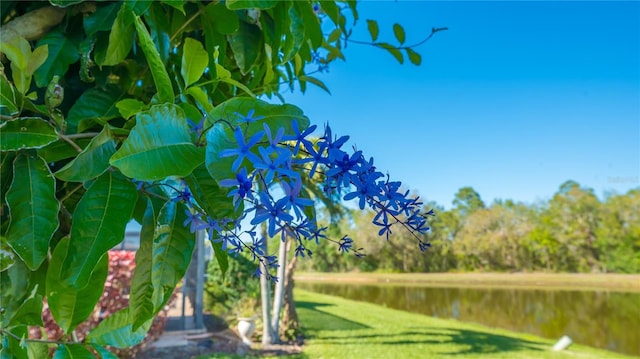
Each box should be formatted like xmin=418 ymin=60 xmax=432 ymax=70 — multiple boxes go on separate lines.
xmin=270 ymin=236 xmax=288 ymax=343
xmin=260 ymin=227 xmax=275 ymax=345
xmin=281 ymin=246 xmax=300 ymax=341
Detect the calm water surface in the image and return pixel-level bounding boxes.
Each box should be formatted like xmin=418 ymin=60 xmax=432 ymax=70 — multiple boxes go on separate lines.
xmin=297 ymin=282 xmax=640 ymax=356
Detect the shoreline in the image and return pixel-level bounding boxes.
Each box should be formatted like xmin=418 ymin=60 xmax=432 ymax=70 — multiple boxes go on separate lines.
xmin=294 ymin=272 xmax=640 ymax=292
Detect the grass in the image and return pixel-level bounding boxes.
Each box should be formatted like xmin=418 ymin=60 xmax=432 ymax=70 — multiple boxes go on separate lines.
xmin=199 ymin=289 xmax=633 ymax=359
xmin=295 ymin=272 xmax=640 ymax=292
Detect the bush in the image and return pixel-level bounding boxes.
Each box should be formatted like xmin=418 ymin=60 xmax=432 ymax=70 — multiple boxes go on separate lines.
xmin=31 ymin=251 xmax=176 ymax=358
xmin=204 ymin=254 xmax=261 ymax=326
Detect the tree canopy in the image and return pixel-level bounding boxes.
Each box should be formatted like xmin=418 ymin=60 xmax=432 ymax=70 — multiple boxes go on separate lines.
xmin=0 ymin=1 xmax=440 ymax=356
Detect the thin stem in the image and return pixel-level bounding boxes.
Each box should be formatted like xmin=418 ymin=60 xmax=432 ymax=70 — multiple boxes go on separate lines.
xmin=58 ymin=133 xmax=82 ymax=153
xmin=0 ymin=329 xmax=60 ymax=345
xmin=170 ymin=7 xmax=206 ymax=42
xmin=65 ymin=132 xmax=99 ymax=140
xmin=345 ymin=26 xmax=448 ymax=50
xmin=59 ymin=183 xmax=84 ymax=203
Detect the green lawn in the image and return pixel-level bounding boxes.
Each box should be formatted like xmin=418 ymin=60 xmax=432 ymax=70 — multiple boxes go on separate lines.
xmin=200 ymin=289 xmax=632 ymax=359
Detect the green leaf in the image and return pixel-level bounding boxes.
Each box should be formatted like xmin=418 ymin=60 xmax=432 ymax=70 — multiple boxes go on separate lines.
xmin=61 ymin=171 xmax=137 ymax=288
xmin=86 ymin=308 xmax=151 ymax=348
xmin=0 ymin=326 xmax=28 ymax=359
xmin=0 ymin=237 xmax=16 ymax=272
xmin=116 ymin=98 xmax=147 ymax=120
xmin=205 ymin=98 xmax=308 ymax=182
xmin=110 ymin=104 xmax=204 ymax=181
xmin=184 ymin=164 xmax=239 ymax=220
xmin=47 ymin=237 xmax=108 ymax=333
xmin=97 ymin=4 xmax=134 ymax=66
xmin=54 ymin=126 xmax=116 ymax=182
xmin=204 ymin=3 xmax=239 ymax=34
xmin=37 ymin=138 xmax=92 ymax=163
xmin=6 ymin=152 xmax=59 ymax=270
xmin=90 ymin=345 xmax=119 ymax=359
xmin=367 ymin=19 xmax=379 ymax=42
xmin=0 ymin=73 xmax=19 ymax=118
xmin=26 ymin=45 xmax=48 ymax=77
xmin=0 ymin=260 xmax=29 ymax=327
xmin=48 ymin=0 xmax=85 ymax=7
xmin=185 ymin=87 xmax=214 ymax=115
xmin=34 ymin=30 xmax=80 ymax=88
xmin=151 ymin=200 xmax=195 ymax=309
xmin=0 ymin=117 xmax=58 ymax=151
xmin=406 ymin=48 xmax=422 ymax=66
xmin=134 ymin=14 xmax=175 ymax=103
xmin=228 ymin=21 xmax=264 ymax=75
xmin=378 ymin=42 xmax=404 ymax=64
xmin=298 ymin=75 xmax=330 ymax=94
xmin=225 ymin=0 xmax=277 ymax=10
xmin=9 ymin=283 xmax=43 ymax=326
xmin=26 ymin=340 xmax=49 ymax=359
xmin=52 ymin=344 xmax=95 ymax=359
xmin=161 ymin=0 xmax=185 ymax=13
xmin=129 ymin=198 xmax=156 ymax=330
xmin=83 ymin=2 xmax=121 ymax=37
xmin=296 ymin=1 xmax=322 ymax=49
xmin=393 ymin=23 xmax=405 ymax=45
xmin=181 ymin=38 xmax=209 ymax=87
xmin=65 ymin=88 xmax=121 ymax=132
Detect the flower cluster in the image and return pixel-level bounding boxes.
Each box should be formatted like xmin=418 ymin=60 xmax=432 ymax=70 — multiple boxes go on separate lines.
xmin=140 ymin=111 xmax=434 ymax=281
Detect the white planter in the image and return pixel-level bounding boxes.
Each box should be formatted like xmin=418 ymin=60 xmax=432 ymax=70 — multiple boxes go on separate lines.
xmin=237 ymin=317 xmax=256 ymax=345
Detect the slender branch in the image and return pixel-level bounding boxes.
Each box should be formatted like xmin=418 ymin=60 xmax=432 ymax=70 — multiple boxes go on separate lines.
xmin=64 ymin=132 xmax=99 ymax=140
xmin=58 ymin=133 xmax=83 ymax=153
xmin=169 ymin=7 xmax=206 ymax=42
xmin=60 ymin=183 xmax=84 ymax=203
xmin=345 ymin=27 xmax=448 ymax=50
xmin=0 ymin=328 xmax=60 ymax=345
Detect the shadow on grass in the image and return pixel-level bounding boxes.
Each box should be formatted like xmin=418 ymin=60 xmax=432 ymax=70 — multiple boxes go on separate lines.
xmin=296 ymin=301 xmax=370 ymax=332
xmin=303 ymin=324 xmax=545 ymax=356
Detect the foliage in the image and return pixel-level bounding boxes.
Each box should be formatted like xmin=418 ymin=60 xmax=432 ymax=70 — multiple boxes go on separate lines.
xmin=0 ymin=0 xmax=441 ymax=356
xmin=33 ymin=251 xmax=175 ymax=358
xmin=204 ymin=253 xmax=260 ymax=323
xmin=300 ymin=182 xmax=640 ymax=274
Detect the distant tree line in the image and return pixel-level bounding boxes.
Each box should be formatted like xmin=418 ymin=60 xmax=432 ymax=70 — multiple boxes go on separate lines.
xmin=298 ymin=181 xmax=640 ymax=274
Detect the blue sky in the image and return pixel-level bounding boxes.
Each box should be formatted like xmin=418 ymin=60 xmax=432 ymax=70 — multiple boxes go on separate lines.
xmin=282 ymin=1 xmax=640 ymax=209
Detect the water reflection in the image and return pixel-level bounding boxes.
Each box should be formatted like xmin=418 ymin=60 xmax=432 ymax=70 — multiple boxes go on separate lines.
xmin=297 ymin=282 xmax=640 ymax=356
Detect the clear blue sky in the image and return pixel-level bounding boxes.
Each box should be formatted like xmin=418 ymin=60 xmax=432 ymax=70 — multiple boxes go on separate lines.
xmin=281 ymin=1 xmax=640 ymax=209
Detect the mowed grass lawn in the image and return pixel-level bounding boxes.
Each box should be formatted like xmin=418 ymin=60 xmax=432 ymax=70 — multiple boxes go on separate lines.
xmin=201 ymin=289 xmax=632 ymax=359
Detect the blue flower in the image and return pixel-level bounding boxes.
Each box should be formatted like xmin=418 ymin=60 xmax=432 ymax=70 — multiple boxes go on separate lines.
xmin=219 ymin=126 xmax=264 ymax=171
xmin=235 ymin=109 xmax=264 ymax=125
xmin=338 ymin=236 xmax=353 ymax=253
xmin=219 ymin=167 xmax=254 ymax=206
xmin=183 ymin=209 xmax=206 ymax=233
xmin=251 ymin=191 xmax=294 ymax=237
xmin=283 ymin=120 xmax=317 ymax=155
xmin=187 ymin=117 xmax=205 ymax=137
xmin=277 ymin=179 xmax=314 ymax=219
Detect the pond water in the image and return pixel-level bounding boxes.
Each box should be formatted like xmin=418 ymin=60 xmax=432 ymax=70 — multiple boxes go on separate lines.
xmin=296 ymin=282 xmax=640 ymax=356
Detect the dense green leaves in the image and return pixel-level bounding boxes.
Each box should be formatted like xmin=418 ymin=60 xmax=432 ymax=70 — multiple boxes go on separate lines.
xmin=47 ymin=238 xmax=109 ymax=333
xmin=0 ymin=237 xmax=15 ymax=272
xmin=65 ymin=88 xmax=121 ymax=132
xmin=61 ymin=171 xmax=137 ymax=288
xmin=0 ymin=117 xmax=58 ymax=151
xmin=205 ymin=98 xmax=308 ymax=182
xmin=134 ymin=14 xmax=175 ymax=103
xmin=54 ymin=126 xmax=116 ymax=182
xmin=226 ymin=0 xmax=278 ymax=10
xmin=6 ymin=152 xmax=59 ymax=270
xmin=83 ymin=2 xmax=121 ymax=37
xmin=34 ymin=30 xmax=80 ymax=88
xmin=110 ymin=104 xmax=204 ymax=181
